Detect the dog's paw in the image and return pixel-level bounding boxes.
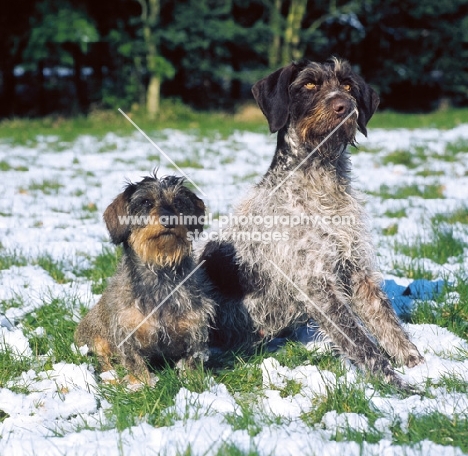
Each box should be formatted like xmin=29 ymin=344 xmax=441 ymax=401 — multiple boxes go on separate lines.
xmin=123 ymin=372 xmax=158 ymax=390
xmin=404 ymin=350 xmax=425 ymax=368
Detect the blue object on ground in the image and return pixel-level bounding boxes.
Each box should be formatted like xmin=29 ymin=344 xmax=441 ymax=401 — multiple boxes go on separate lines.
xmin=268 ymin=278 xmax=446 ymax=350
xmin=383 ymin=280 xmax=414 ymax=317
xmin=383 ymin=279 xmax=446 ymax=318
xmin=404 ymin=279 xmax=446 ymax=300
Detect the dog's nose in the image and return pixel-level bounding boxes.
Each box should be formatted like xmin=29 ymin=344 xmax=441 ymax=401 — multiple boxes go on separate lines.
xmin=160 ymin=207 xmax=177 ymax=228
xmin=332 ymin=99 xmax=348 ymax=116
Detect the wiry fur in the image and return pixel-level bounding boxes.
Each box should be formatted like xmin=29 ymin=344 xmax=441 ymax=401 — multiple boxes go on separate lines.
xmin=200 ymin=58 xmax=424 ymax=388
xmin=75 ymin=174 xmax=214 ymax=383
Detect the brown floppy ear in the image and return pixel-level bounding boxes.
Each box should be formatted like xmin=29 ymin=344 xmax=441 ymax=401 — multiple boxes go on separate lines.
xmin=251 ymin=62 xmax=301 ymax=133
xmin=103 ymin=183 xmax=137 ymax=244
xmin=355 ymin=77 xmax=380 ymax=137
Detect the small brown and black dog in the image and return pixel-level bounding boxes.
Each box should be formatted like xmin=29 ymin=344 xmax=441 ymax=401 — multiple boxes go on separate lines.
xmin=75 ymin=174 xmax=214 ymax=384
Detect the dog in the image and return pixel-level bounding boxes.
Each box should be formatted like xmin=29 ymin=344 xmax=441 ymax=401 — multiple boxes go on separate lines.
xmin=75 ymin=174 xmax=214 ymax=384
xmin=200 ymin=58 xmax=424 ymax=388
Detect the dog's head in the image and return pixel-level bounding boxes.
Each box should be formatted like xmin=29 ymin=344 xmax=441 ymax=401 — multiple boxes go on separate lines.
xmin=252 ymin=58 xmax=379 ymax=146
xmin=103 ymin=174 xmax=205 ymax=267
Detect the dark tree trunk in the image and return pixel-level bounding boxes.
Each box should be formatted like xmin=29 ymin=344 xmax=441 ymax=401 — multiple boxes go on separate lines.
xmin=63 ymin=42 xmax=88 ymax=113
xmin=0 ymin=63 xmax=16 ymax=117
xmin=37 ymin=59 xmax=46 ymax=116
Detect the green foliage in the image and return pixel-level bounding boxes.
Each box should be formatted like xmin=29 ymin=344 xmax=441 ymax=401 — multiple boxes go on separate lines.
xmin=432 ymin=207 xmax=468 ymax=225
xmin=384 ymin=208 xmax=407 ymax=218
xmin=77 ymin=246 xmax=121 ymax=294
xmin=2 ymin=0 xmax=468 ymax=114
xmin=301 ymin=380 xmax=381 ymax=426
xmin=391 ymin=413 xmax=468 ymax=452
xmin=381 ymin=150 xmax=419 ymax=168
xmin=382 ymin=224 xmax=399 ymax=236
xmin=35 ymin=255 xmax=69 ymax=284
xmin=24 ymin=0 xmax=99 ymax=64
xmin=396 ymin=228 xmax=466 ymax=265
xmin=411 ymin=277 xmax=468 ymax=340
xmin=22 ymin=296 xmax=87 ymax=364
xmin=373 ymin=184 xmax=445 ymax=200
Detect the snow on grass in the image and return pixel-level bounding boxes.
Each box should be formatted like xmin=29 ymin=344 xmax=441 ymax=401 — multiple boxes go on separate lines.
xmin=0 ymin=125 xmax=467 ymax=455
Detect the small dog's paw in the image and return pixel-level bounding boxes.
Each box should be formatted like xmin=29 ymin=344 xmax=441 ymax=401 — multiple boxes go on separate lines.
xmin=192 ymin=349 xmax=210 ymax=364
xmin=123 ymin=371 xmax=157 ymax=390
xmin=100 ymin=370 xmax=119 ymax=384
xmin=405 ymin=351 xmax=425 ymax=368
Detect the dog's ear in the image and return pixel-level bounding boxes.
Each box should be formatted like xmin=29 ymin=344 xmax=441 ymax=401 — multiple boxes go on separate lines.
xmin=356 ymin=79 xmax=380 ymax=137
xmin=103 ymin=183 xmax=137 ymax=244
xmin=252 ymin=63 xmax=300 ymax=133
xmin=182 ymin=187 xmax=206 ymax=233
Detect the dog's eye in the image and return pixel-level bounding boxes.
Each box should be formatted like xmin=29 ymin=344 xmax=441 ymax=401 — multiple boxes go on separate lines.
xmin=342 ymin=84 xmax=352 ymax=92
xmin=304 ymin=82 xmax=317 ymax=90
xmin=141 ymin=199 xmax=153 ymax=208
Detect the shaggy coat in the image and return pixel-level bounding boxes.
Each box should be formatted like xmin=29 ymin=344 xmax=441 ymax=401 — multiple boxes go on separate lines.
xmin=200 ymin=59 xmax=424 ymax=387
xmin=75 ymin=175 xmax=214 ymax=383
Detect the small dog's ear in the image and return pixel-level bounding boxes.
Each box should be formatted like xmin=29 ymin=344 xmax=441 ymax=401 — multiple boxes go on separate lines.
xmin=252 ymin=63 xmax=300 ymax=133
xmin=356 ymin=80 xmax=380 ymax=137
xmin=187 ymin=190 xmax=206 ymax=233
xmin=103 ymin=184 xmax=137 ymax=244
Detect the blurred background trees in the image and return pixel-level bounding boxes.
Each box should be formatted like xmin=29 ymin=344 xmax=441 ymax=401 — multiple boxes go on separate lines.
xmin=1 ymin=0 xmax=467 ymax=117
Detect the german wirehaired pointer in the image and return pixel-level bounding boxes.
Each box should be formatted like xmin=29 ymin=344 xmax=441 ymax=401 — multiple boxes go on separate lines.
xmin=200 ymin=58 xmax=424 ymax=388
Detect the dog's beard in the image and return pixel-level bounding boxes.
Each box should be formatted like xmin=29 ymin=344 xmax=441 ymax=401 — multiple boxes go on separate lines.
xmin=129 ymin=227 xmax=191 ymax=267
xmin=297 ymin=112 xmax=357 ymax=160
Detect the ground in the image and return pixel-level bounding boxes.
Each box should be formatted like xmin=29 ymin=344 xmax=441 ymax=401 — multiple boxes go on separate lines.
xmin=0 ymin=121 xmax=467 ymax=455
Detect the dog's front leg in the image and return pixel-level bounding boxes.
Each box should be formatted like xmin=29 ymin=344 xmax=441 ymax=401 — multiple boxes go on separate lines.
xmin=116 ymin=341 xmax=152 ymax=385
xmin=350 ymin=270 xmax=424 ymax=368
xmin=306 ymin=279 xmax=407 ymax=387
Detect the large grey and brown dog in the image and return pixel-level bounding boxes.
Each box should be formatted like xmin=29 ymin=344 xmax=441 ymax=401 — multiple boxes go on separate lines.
xmin=75 ymin=174 xmax=214 ymax=383
xmin=200 ymin=58 xmax=424 ymax=387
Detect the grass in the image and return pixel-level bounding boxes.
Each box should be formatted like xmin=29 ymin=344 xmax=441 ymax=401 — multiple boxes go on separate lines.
xmin=382 ymin=223 xmax=399 ymax=236
xmin=432 ymin=207 xmax=468 ymax=225
xmin=368 ymin=107 xmax=468 ymax=130
xmin=26 ymin=179 xmax=64 ymax=195
xmin=391 ymin=413 xmax=468 ymax=452
xmin=1 ymin=109 xmax=468 ymax=453
xmin=0 ymin=100 xmax=269 ymax=146
xmin=0 ymin=160 xmax=28 ymax=172
xmin=389 ymin=259 xmax=436 ymax=280
xmin=381 ymin=149 xmax=419 ymax=168
xmin=301 ymin=380 xmax=381 ymax=427
xmin=374 ymin=183 xmax=445 ymax=200
xmin=35 ymin=255 xmax=69 ymax=284
xmin=21 ymin=296 xmax=88 ymax=365
xmin=76 ymin=246 xmax=121 ymax=294
xmin=2 ymin=103 xmax=468 ymax=146
xmin=0 ymin=249 xmax=28 ymax=270
xmin=445 ymin=139 xmax=468 ymax=158
xmin=384 ymin=208 xmax=407 ymax=218
xmin=396 ymin=228 xmax=465 ymax=265
xmin=411 ymin=277 xmax=468 ymax=340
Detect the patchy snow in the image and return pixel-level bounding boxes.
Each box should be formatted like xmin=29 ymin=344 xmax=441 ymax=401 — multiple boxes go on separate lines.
xmin=0 ymin=125 xmax=468 ymax=455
